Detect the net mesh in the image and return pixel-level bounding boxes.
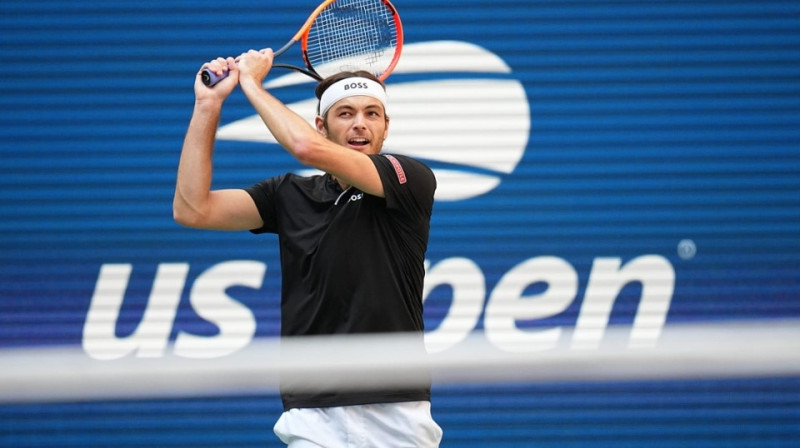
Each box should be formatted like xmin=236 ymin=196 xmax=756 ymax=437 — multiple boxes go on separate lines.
xmin=306 ymin=0 xmax=399 ymax=79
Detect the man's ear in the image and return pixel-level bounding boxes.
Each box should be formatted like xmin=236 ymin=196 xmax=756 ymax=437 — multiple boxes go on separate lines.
xmin=383 ymin=116 xmax=390 ymax=140
xmin=315 ymin=116 xmax=327 ymax=137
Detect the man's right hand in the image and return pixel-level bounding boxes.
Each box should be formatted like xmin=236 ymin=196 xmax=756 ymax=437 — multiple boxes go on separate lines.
xmin=195 ymin=57 xmax=239 ymax=104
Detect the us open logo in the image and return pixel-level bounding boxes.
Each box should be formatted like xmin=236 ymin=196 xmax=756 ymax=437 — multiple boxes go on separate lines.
xmin=216 ymin=40 xmax=531 ymax=201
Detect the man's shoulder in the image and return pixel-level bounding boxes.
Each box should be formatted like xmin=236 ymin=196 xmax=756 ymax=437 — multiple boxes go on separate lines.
xmin=378 ymin=153 xmax=431 ymax=169
xmin=373 ymin=153 xmax=435 ymax=181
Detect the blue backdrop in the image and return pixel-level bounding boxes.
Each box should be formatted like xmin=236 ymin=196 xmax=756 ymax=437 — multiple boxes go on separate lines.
xmin=1 ymin=0 xmax=798 ymax=446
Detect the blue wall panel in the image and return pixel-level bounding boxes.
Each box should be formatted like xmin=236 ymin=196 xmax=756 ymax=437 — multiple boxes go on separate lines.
xmin=1 ymin=0 xmax=799 ymax=446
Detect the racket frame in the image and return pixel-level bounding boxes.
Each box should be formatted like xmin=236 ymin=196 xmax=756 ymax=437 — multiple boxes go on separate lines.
xmin=201 ymin=0 xmax=402 ymax=86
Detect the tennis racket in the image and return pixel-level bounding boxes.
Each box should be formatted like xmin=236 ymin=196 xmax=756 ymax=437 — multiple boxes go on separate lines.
xmin=201 ymin=0 xmax=403 ymax=87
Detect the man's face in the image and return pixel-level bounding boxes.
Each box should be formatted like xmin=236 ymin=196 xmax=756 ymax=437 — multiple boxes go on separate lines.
xmin=316 ymin=95 xmax=390 ymax=155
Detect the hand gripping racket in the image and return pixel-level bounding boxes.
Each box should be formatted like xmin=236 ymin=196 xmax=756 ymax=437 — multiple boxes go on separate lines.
xmin=201 ymin=0 xmax=403 ymax=86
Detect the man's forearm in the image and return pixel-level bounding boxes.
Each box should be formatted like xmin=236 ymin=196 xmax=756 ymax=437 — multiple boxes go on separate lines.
xmin=239 ymin=77 xmax=321 ymax=165
xmin=173 ymin=100 xmax=223 ymax=225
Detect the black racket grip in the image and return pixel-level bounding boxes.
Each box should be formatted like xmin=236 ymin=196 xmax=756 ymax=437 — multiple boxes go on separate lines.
xmin=201 ymin=68 xmax=227 ymax=87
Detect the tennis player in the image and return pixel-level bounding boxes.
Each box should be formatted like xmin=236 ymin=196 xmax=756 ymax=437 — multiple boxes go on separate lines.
xmin=174 ymin=49 xmax=442 ymax=447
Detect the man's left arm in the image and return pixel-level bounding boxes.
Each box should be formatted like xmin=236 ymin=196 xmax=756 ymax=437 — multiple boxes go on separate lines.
xmin=237 ymin=49 xmax=385 ymax=197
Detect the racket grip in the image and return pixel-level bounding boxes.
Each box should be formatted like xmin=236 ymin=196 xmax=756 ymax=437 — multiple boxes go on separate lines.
xmin=201 ymin=68 xmax=228 ymax=87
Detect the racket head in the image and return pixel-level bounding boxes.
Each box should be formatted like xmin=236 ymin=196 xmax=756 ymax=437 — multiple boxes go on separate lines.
xmin=300 ymin=0 xmax=403 ymax=81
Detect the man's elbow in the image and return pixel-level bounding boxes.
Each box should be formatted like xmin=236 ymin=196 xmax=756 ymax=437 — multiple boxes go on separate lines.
xmin=173 ymin=200 xmax=204 ymax=228
xmin=173 ymin=207 xmax=194 ymax=228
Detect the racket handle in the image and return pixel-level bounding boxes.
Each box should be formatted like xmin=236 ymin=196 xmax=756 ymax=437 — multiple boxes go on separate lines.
xmin=201 ymin=45 xmax=290 ymax=87
xmin=201 ymin=68 xmax=228 ymax=87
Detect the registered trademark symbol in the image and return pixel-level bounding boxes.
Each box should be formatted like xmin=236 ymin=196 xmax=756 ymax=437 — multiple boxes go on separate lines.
xmin=677 ymin=239 xmax=697 ymax=260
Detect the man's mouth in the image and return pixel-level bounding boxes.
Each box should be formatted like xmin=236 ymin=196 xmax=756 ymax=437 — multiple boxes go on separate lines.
xmin=348 ymin=137 xmax=370 ymax=148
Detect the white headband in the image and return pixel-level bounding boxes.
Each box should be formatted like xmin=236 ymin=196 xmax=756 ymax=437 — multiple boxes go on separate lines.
xmin=318 ymin=77 xmax=388 ymax=117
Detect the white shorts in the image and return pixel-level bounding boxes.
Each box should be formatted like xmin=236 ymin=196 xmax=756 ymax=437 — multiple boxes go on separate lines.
xmin=273 ymin=401 xmax=443 ymax=447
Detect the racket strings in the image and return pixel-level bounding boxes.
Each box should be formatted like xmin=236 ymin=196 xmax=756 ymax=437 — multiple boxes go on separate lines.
xmin=307 ymin=0 xmax=399 ymax=77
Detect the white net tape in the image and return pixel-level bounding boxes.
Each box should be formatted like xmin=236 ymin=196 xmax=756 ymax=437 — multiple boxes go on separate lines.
xmin=2 ymin=319 xmax=799 ymax=403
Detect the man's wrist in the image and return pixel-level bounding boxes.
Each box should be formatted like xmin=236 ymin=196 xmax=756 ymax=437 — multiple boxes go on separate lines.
xmin=194 ymin=97 xmax=224 ymax=113
xmin=239 ymin=75 xmax=265 ymax=96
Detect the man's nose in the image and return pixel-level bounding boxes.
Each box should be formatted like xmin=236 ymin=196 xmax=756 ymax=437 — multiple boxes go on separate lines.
xmin=352 ymin=112 xmax=366 ymax=127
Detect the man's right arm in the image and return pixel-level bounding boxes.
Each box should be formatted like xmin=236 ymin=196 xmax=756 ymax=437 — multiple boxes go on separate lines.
xmin=173 ymin=64 xmax=263 ymax=231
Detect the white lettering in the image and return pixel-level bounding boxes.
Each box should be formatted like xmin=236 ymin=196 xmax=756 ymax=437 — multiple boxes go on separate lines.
xmin=422 ymin=258 xmax=486 ymax=354
xmin=83 ymin=261 xmax=264 ymax=360
xmin=83 ymin=263 xmax=187 ymax=360
xmin=571 ymin=255 xmax=675 ymax=350
xmin=174 ymin=261 xmax=263 ymax=358
xmin=82 ymin=255 xmax=676 ymax=359
xmin=484 ymin=257 xmax=577 ymax=352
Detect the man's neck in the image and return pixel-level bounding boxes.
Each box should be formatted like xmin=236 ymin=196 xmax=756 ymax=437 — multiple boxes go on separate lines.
xmin=331 ymin=174 xmax=350 ymax=191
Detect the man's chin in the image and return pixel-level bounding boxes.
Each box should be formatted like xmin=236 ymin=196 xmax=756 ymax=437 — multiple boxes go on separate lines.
xmin=347 ymin=145 xmax=381 ymax=155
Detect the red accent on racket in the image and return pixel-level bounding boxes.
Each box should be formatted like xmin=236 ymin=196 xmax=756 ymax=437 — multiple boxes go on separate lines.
xmin=202 ymin=0 xmax=403 ymax=86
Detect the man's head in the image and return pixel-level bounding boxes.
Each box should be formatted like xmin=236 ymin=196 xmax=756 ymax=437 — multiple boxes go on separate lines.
xmin=315 ymin=71 xmax=390 ymax=155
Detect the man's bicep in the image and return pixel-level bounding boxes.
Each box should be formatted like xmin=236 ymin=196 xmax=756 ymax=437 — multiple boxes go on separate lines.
xmin=343 ymin=152 xmax=385 ymax=197
xmin=306 ymin=140 xmax=384 ymax=197
xmin=205 ymin=189 xmax=264 ymax=231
